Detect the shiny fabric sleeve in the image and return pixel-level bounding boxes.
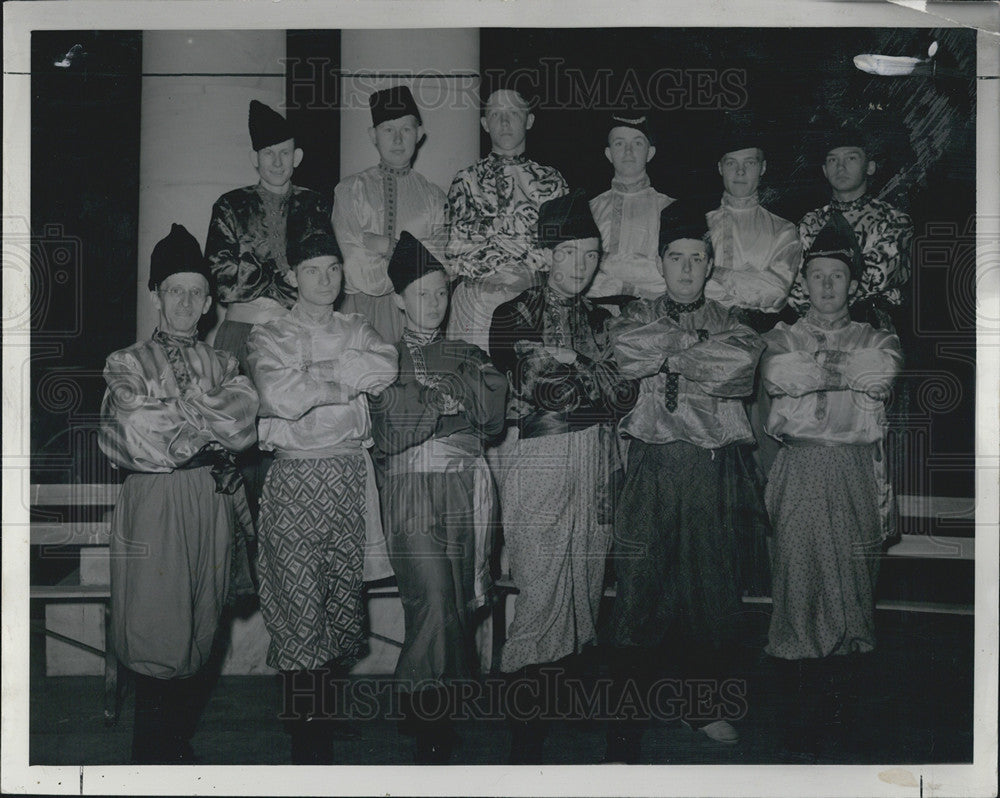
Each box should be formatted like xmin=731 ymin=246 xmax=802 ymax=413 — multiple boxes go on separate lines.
xmin=713 ymin=224 xmax=801 ymax=312
xmin=205 ymin=197 xmax=262 ymax=305
xmin=99 ymin=350 xmax=251 ymax=471
xmin=246 ymin=326 xmax=349 ymax=420
xmin=445 ymin=170 xmax=494 ymax=277
xmin=667 ymin=312 xmax=764 ymax=397
xmin=863 ymin=210 xmax=913 ymax=301
xmin=447 ymin=348 xmax=508 ymax=437
xmin=370 ymin=375 xmax=441 ymax=456
xmin=184 ymin=351 xmax=260 ymax=452
xmin=610 ymin=305 xmax=700 ymax=379
xmin=330 ymin=320 xmax=400 ymax=395
xmin=332 ymin=177 xmax=391 ymax=295
xmin=761 ymin=328 xmax=835 ymax=398
xmin=823 ymin=330 xmax=903 ymax=399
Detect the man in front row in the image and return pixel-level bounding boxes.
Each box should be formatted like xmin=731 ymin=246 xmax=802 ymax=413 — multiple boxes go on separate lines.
xmin=247 ymin=223 xmax=398 ymax=764
xmin=99 ymin=224 xmax=260 ymax=764
xmin=606 ymin=202 xmax=765 ymax=761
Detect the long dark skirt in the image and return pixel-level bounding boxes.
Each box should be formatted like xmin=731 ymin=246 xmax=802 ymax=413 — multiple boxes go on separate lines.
xmin=610 ymin=440 xmax=742 ymax=651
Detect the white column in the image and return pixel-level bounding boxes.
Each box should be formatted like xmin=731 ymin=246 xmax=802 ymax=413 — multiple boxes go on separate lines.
xmin=136 ymin=31 xmax=286 ymax=341
xmin=339 ymin=29 xmax=480 ymax=191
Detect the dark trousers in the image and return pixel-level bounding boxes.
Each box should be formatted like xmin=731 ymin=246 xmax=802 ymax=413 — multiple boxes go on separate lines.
xmin=130 ymin=670 xmax=208 ymax=764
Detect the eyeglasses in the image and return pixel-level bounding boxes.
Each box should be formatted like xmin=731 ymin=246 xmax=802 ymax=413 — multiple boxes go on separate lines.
xmin=159 ymin=287 xmax=208 ymax=301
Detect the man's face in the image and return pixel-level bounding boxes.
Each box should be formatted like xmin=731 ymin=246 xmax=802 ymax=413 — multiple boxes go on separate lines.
xmin=394 ymin=269 xmax=450 ymax=333
xmin=481 ymin=93 xmax=534 ymax=156
xmin=288 ymin=255 xmax=342 ymax=310
xmin=660 ymin=238 xmax=712 ymax=304
xmin=152 ymin=272 xmax=211 ymax=337
xmin=822 ymin=147 xmax=876 ymax=197
xmin=546 ymin=238 xmax=601 ymax=299
xmin=605 ymin=127 xmax=655 ymax=180
xmin=718 ymin=147 xmax=766 ymax=198
xmin=251 ymin=138 xmax=302 ymax=192
xmin=370 ymin=115 xmax=421 ymax=168
xmin=803 ymin=256 xmax=857 ymax=316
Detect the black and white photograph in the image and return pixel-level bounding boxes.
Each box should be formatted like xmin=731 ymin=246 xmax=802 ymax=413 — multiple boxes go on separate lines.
xmin=3 ymin=1 xmax=998 ymax=796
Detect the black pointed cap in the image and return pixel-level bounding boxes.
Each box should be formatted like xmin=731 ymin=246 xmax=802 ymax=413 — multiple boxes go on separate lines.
xmin=388 ymin=232 xmax=447 ymax=293
xmin=803 ymin=211 xmax=863 ymax=281
xmin=249 ymin=100 xmax=294 ymax=151
xmin=148 ymin=224 xmax=212 ymax=291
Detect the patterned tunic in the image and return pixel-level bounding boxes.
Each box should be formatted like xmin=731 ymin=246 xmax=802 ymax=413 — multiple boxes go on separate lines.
xmin=762 ymin=312 xmax=902 ymax=658
xmin=788 ymin=194 xmax=913 ymax=315
xmin=489 ymin=286 xmax=635 ymax=671
xmin=205 ymin=184 xmax=333 ymax=309
xmin=587 ymin=176 xmax=674 ymax=300
xmin=99 ymin=331 xmax=259 ymax=678
xmin=446 ymin=153 xmax=567 ymax=351
xmin=705 ymin=192 xmax=801 ymax=314
xmin=446 ymin=152 xmax=567 ymax=281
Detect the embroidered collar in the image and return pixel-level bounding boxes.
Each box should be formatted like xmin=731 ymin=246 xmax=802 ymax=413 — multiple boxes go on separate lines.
xmin=830 ymin=193 xmax=871 ymax=213
xmin=721 ymin=192 xmax=759 ymax=211
xmin=152 ymin=327 xmax=198 ymax=348
xmin=656 ymin=293 xmax=705 ymax=320
xmin=402 ymin=327 xmax=442 ymax=347
xmin=488 ymin=151 xmax=528 ymax=166
xmin=544 ymin=284 xmax=578 ymax=308
xmin=379 ymin=161 xmax=412 ymax=178
xmin=611 ymin=174 xmax=651 ymax=194
xmin=804 ymin=307 xmax=851 ymax=330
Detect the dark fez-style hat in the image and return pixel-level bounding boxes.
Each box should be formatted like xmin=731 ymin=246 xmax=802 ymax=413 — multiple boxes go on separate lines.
xmin=148 ymin=224 xmax=212 ymax=291
xmin=388 ymin=231 xmax=447 ymax=294
xmin=370 ymin=86 xmax=422 ymax=128
xmin=803 ymin=211 xmax=863 ymax=281
xmin=287 ymin=214 xmax=342 ymax=268
xmin=819 ymin=123 xmax=875 ymax=161
xmin=537 ymin=190 xmax=601 ymax=249
xmin=607 ymin=111 xmax=655 ymax=146
xmin=658 ymin=200 xmax=711 ymax=256
xmin=249 ymin=100 xmax=294 ymax=151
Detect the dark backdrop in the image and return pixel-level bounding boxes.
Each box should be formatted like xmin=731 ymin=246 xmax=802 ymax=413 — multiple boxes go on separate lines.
xmin=29 ymin=27 xmax=977 ymax=497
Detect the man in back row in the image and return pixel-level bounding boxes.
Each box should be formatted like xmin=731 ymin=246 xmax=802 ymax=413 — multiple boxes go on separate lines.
xmin=446 ymin=88 xmax=568 ymax=352
xmin=333 ymin=86 xmax=448 ymax=344
xmin=788 ymin=125 xmax=913 ymax=332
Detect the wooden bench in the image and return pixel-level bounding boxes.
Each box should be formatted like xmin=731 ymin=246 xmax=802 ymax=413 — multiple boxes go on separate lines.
xmin=29 ymin=483 xmax=975 ymax=727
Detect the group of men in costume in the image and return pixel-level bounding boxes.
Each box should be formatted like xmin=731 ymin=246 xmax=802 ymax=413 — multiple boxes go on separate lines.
xmin=98 ymin=83 xmax=910 ymax=766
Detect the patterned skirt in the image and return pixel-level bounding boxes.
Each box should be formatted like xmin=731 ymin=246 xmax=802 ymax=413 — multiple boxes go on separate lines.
xmin=765 ymin=443 xmax=882 ymax=660
xmin=256 ymin=456 xmax=367 ymax=671
xmin=494 ymin=425 xmax=613 ymax=672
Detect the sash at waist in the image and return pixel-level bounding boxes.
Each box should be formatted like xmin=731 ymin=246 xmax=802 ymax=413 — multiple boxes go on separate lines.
xmin=384 ymin=433 xmax=483 ymax=475
xmin=518 ymin=409 xmax=610 ymax=440
xmin=274 ymin=442 xmax=365 ymax=460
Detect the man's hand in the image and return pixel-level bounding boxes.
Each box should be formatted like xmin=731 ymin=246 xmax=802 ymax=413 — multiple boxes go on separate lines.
xmin=544 ymin=346 xmax=578 ymax=365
